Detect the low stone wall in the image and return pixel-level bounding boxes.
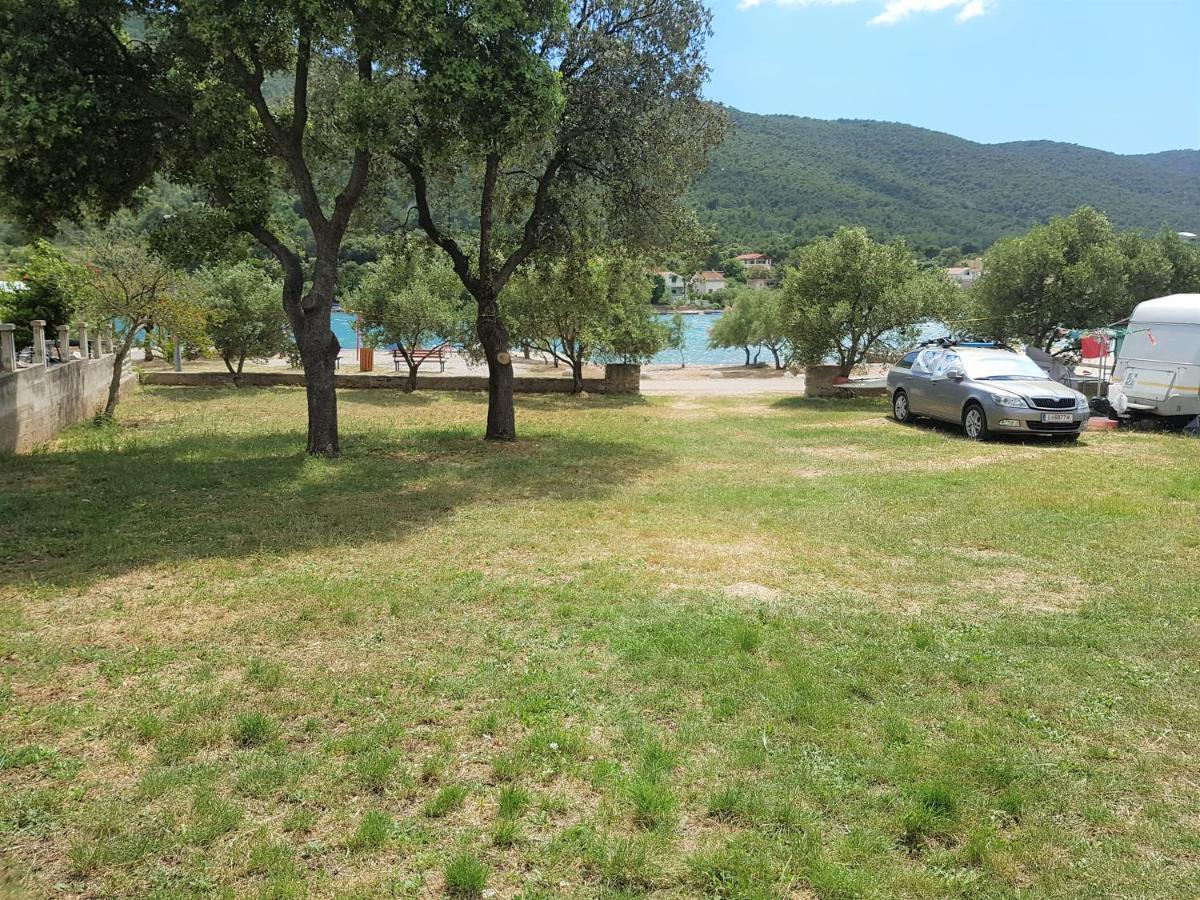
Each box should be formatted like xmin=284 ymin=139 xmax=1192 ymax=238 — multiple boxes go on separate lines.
xmin=1 ymin=357 xmax=135 ymax=453
xmin=142 ymin=364 xmax=641 ymax=395
xmin=803 ymin=365 xmax=845 ymax=398
xmin=803 ymin=364 xmax=887 ymax=398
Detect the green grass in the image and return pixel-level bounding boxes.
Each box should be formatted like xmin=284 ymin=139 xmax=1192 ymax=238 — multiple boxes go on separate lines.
xmin=1 ymin=386 xmax=1199 ymax=897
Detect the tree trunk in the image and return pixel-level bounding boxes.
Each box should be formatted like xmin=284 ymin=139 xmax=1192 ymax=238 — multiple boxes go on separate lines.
xmin=571 ymin=357 xmax=584 ymax=393
xmin=103 ymin=337 xmax=133 ymax=419
xmin=769 ymin=346 xmax=782 ymax=369
xmin=285 ymin=261 xmax=341 ymax=457
xmin=407 ymin=362 xmax=419 ymax=393
xmin=475 ymin=291 xmax=516 ymax=441
xmin=743 ymin=346 xmax=751 ymax=366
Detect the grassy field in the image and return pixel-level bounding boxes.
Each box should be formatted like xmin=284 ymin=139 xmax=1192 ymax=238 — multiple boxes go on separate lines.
xmin=1 ymin=386 xmax=1198 ymax=899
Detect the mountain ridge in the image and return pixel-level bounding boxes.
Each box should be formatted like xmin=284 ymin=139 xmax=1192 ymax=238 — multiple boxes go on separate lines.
xmin=693 ymin=108 xmax=1199 ymax=254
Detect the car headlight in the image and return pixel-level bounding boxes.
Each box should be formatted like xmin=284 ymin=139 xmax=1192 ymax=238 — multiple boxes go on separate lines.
xmin=1076 ymin=395 xmax=1090 ymax=410
xmin=991 ymin=394 xmax=1027 ymax=408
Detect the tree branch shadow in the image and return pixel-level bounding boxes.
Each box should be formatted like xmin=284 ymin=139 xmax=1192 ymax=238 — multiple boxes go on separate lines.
xmin=0 ymin=420 xmax=665 ymax=590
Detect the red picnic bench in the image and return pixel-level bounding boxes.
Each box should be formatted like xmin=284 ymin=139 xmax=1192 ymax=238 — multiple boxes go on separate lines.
xmin=393 ymin=343 xmax=450 ymax=373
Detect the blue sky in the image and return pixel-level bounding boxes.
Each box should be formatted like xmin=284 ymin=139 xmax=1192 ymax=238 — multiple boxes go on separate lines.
xmin=704 ymin=0 xmax=1200 ymax=154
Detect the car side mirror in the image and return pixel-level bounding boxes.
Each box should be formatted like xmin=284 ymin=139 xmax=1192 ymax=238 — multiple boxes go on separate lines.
xmin=949 ymin=367 xmax=965 ymax=382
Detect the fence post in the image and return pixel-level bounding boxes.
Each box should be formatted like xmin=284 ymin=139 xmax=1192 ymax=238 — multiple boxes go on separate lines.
xmin=0 ymin=323 xmax=15 ymax=372
xmin=30 ymin=320 xmax=47 ymax=365
xmin=78 ymin=322 xmax=90 ymax=360
xmin=57 ymin=325 xmax=71 ymax=363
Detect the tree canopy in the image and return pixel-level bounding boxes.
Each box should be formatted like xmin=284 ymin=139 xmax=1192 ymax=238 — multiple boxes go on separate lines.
xmin=196 ymin=262 xmax=291 ymax=383
xmin=0 ymin=0 xmax=404 ymax=454
xmin=389 ymin=0 xmax=726 ymax=437
xmin=781 ymin=227 xmax=957 ymax=375
xmin=973 ymin=207 xmax=1129 ymax=349
xmin=506 ymin=250 xmax=662 ymax=391
xmin=346 ymin=240 xmax=469 ymax=390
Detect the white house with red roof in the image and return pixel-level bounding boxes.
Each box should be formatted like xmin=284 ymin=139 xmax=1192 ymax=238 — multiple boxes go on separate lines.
xmin=690 ymin=270 xmax=727 ymax=294
xmin=734 ymin=252 xmax=773 ymax=269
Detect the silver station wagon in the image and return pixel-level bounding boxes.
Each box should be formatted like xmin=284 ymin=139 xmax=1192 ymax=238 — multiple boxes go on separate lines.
xmin=887 ymin=343 xmax=1091 ymax=440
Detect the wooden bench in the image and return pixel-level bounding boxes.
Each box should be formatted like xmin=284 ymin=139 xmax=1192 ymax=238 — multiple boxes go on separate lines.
xmin=393 ymin=343 xmax=449 ymax=373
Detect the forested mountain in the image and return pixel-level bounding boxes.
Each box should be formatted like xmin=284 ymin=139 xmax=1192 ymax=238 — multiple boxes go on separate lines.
xmin=3 ymin=106 xmax=1195 ymax=271
xmin=694 ymin=109 xmax=1199 ymax=257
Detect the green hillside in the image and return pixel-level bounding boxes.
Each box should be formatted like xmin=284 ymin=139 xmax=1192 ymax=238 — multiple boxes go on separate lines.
xmin=695 ymin=108 xmax=1200 ymax=255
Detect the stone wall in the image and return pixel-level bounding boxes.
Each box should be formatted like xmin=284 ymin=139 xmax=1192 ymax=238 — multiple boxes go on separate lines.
xmin=803 ymin=364 xmax=887 ymax=399
xmin=143 ymin=364 xmax=642 ymax=395
xmin=0 ymin=356 xmax=135 ymax=453
xmin=803 ymin=365 xmax=845 ymax=398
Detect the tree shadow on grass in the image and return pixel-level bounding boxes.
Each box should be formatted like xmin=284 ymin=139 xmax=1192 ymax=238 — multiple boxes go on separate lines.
xmin=770 ymin=396 xmax=889 ymax=415
xmin=0 ymin=420 xmax=665 ymax=590
xmin=143 ymin=385 xmax=649 ymax=411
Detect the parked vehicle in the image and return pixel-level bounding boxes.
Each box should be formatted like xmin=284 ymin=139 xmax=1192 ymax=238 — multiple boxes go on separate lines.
xmin=1106 ymin=294 xmax=1200 ymax=425
xmin=888 ymin=342 xmax=1090 ymax=440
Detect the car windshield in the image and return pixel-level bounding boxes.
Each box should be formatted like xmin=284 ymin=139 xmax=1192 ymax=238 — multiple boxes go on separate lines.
xmin=962 ymin=354 xmax=1051 ymax=381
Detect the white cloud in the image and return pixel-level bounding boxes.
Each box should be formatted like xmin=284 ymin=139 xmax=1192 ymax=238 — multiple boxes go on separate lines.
xmin=737 ymin=0 xmax=859 ymax=11
xmin=868 ymin=0 xmax=990 ymax=25
xmin=955 ymin=0 xmax=986 ymax=21
xmin=735 ymin=0 xmax=992 ymax=25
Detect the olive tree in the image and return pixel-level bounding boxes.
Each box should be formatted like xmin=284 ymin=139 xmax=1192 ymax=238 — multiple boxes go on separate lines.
xmin=782 ymin=227 xmax=956 ymax=376
xmin=972 ymin=207 xmax=1128 ymax=350
xmin=506 ymin=252 xmax=659 ymax=392
xmin=197 ymin=262 xmax=290 ymax=384
xmin=707 ymin=288 xmax=760 ymax=366
xmin=0 ymin=1 xmax=409 ymax=455
xmin=390 ymin=0 xmax=726 ymax=439
xmin=347 ymin=241 xmax=469 ymax=392
xmin=80 ymin=232 xmax=205 ymax=418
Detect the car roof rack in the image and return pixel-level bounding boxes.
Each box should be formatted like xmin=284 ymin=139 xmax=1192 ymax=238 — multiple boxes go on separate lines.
xmin=919 ymin=337 xmax=1013 ymax=351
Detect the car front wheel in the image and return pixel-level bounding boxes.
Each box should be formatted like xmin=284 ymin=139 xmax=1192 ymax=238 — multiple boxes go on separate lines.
xmin=962 ymin=402 xmax=990 ymax=440
xmin=892 ymin=390 xmax=912 ymax=423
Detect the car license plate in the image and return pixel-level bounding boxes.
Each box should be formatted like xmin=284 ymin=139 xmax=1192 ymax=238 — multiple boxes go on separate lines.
xmin=1042 ymin=413 xmax=1073 ymax=423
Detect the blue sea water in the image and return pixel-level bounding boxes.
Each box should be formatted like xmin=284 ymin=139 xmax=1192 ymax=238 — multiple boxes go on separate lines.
xmin=330 ymin=309 xmax=944 ymax=367
xmin=330 ymin=309 xmax=748 ymax=366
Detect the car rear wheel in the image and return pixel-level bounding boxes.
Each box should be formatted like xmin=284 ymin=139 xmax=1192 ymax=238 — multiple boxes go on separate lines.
xmin=962 ymin=402 xmax=990 ymax=440
xmin=892 ymin=390 xmax=912 ymax=423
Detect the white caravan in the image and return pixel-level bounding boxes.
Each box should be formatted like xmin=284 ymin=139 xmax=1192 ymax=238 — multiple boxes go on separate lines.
xmin=1107 ymin=293 xmax=1200 ymax=422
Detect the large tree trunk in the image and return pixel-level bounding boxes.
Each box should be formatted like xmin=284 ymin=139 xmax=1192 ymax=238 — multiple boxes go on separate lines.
xmin=407 ymin=362 xmax=419 ymax=393
xmin=571 ymin=357 xmax=585 ymax=393
xmin=475 ymin=291 xmax=516 ymax=441
xmin=285 ymin=259 xmax=341 ymax=457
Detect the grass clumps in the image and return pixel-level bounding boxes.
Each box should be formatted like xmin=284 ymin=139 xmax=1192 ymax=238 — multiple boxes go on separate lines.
xmin=347 ymin=810 xmax=393 ymax=852
xmin=497 ymin=785 xmax=531 ymax=820
xmin=444 ymin=852 xmax=490 ymax=897
xmin=424 ymin=783 xmax=469 ymax=818
xmin=232 ymin=712 xmax=278 ymax=748
xmin=901 ymin=780 xmax=962 ymax=848
xmin=352 ymin=748 xmax=401 ymax=794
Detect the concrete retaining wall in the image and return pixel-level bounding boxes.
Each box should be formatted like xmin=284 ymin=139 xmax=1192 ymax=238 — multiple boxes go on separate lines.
xmin=1 ymin=357 xmax=135 ymax=453
xmin=143 ymin=364 xmax=641 ymax=395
